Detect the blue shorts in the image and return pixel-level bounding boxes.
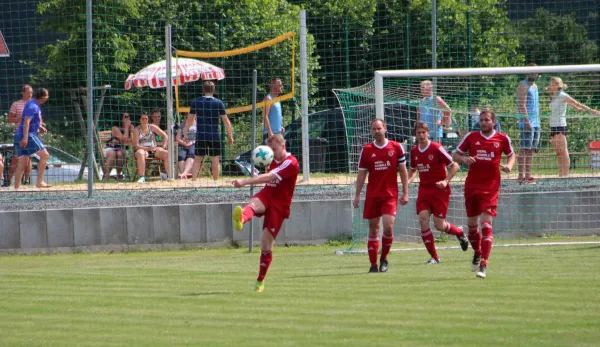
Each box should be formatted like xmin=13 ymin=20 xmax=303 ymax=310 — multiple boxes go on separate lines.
xmin=178 ymin=145 xmax=196 ymax=161
xmin=14 ymin=134 xmax=45 ymax=157
xmin=520 ymin=127 xmax=541 ymax=149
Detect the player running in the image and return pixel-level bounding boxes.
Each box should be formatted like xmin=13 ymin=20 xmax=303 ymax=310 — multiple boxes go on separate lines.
xmin=407 ymin=122 xmax=468 ymax=264
xmin=231 ymin=134 xmax=299 ymax=293
xmin=353 ymin=119 xmax=409 ymax=273
xmin=452 ymin=109 xmax=515 ymax=278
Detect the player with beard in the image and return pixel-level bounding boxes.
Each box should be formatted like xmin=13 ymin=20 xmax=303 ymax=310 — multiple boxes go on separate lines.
xmin=408 ymin=122 xmax=468 ymax=264
xmin=354 ymin=119 xmax=409 ymax=273
xmin=453 ymin=109 xmax=515 ymax=278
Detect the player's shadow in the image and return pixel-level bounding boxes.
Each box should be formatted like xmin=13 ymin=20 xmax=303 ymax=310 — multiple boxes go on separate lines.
xmin=179 ymin=291 xmax=237 ymax=296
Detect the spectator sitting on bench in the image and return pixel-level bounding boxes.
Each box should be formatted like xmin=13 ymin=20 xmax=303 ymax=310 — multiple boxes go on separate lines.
xmin=151 ymin=109 xmax=167 ymax=148
xmin=132 ymin=113 xmax=169 ymax=183
xmin=102 ymin=112 xmax=134 ymax=180
xmin=176 ymin=115 xmax=196 ymax=179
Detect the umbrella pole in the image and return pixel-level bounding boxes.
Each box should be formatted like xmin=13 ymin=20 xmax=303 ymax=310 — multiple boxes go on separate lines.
xmin=165 ymin=25 xmax=174 ymax=180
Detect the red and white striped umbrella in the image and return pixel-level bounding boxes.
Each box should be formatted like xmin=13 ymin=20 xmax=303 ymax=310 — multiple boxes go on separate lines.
xmin=124 ymin=58 xmax=225 ymax=90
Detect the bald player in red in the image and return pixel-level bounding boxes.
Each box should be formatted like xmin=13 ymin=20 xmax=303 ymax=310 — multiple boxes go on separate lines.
xmin=353 ymin=119 xmax=409 ymax=273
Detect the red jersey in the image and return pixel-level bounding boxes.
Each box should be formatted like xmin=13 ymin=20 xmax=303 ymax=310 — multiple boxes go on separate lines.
xmin=358 ymin=139 xmax=406 ymax=199
xmin=456 ymin=130 xmax=514 ymax=191
xmin=410 ymin=141 xmax=453 ymax=188
xmin=262 ymin=153 xmax=299 ymax=208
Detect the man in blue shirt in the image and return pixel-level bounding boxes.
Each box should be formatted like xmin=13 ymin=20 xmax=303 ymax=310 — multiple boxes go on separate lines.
xmin=184 ymin=81 xmax=233 ymax=183
xmin=516 ymin=63 xmax=541 ymax=185
xmin=417 ymin=80 xmax=452 ymax=141
xmin=14 ymin=88 xmax=51 ymax=189
xmin=263 ymin=78 xmax=284 ymax=142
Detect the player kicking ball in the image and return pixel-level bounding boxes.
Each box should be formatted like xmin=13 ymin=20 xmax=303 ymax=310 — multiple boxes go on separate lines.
xmin=453 ymin=109 xmax=515 ymax=278
xmin=407 ymin=122 xmax=469 ymax=264
xmin=353 ymin=119 xmax=409 ymax=273
xmin=231 ymin=135 xmax=299 ymax=292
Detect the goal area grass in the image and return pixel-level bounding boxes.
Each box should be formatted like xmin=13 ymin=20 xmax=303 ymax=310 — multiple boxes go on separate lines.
xmin=0 ymin=240 xmax=599 ymax=346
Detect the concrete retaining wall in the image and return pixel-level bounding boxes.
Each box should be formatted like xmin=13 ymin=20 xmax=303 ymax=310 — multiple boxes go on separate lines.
xmin=0 ymin=190 xmax=598 ymax=252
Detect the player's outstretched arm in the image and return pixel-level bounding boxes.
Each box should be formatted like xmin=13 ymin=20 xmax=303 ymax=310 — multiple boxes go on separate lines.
xmin=353 ymin=170 xmax=367 ymax=208
xmin=398 ymin=163 xmax=409 ymax=205
xmin=232 ymin=172 xmax=277 ymax=188
xmin=566 ymin=96 xmax=600 ymax=115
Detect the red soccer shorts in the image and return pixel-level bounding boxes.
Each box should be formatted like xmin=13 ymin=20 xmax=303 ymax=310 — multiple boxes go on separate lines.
xmin=464 ymin=189 xmax=499 ymax=218
xmin=363 ymin=196 xmax=398 ymax=220
xmin=252 ymin=190 xmax=290 ymax=238
xmin=416 ymin=186 xmax=450 ymax=219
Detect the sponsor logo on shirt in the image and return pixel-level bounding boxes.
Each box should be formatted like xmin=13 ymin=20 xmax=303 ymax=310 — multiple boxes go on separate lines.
xmin=374 ymin=160 xmax=391 ymax=171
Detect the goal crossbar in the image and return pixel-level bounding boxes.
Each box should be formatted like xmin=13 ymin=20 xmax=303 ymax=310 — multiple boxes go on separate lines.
xmin=375 ymin=64 xmax=600 ymax=119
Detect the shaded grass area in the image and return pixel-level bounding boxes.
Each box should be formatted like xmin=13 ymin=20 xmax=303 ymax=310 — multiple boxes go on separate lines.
xmin=0 ymin=244 xmax=599 ymax=347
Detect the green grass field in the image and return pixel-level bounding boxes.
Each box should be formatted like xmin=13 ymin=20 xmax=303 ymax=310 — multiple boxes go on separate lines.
xmin=1 ymin=243 xmax=599 ymax=347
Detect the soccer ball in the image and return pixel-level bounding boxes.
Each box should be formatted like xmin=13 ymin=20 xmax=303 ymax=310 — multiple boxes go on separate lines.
xmin=252 ymin=145 xmax=274 ymax=167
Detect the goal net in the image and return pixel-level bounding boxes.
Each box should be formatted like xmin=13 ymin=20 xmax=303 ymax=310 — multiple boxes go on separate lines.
xmin=334 ymin=65 xmax=600 ymax=251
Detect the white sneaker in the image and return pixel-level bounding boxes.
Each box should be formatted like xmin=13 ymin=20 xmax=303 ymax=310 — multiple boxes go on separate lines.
xmin=425 ymin=258 xmax=440 ymax=265
xmin=160 ymin=173 xmax=168 ymax=181
xmin=476 ymin=265 xmax=487 ymax=278
xmin=137 ymin=176 xmax=146 ymax=183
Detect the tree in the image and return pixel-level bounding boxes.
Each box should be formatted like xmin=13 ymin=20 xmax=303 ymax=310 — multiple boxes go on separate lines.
xmin=33 ymin=0 xmax=320 ymax=159
xmin=515 ymin=8 xmax=599 ymax=65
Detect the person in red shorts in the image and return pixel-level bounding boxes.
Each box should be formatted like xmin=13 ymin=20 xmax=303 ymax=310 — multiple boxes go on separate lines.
xmin=407 ymin=122 xmax=468 ymax=264
xmin=353 ymin=119 xmax=409 ymax=273
xmin=232 ymin=134 xmax=299 ymax=292
xmin=453 ymin=109 xmax=515 ymax=278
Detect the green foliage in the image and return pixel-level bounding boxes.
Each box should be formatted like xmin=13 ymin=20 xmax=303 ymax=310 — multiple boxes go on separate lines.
xmin=408 ymin=0 xmax=523 ymax=68
xmin=0 ymin=114 xmax=16 ymax=144
xmin=516 ymin=9 xmax=599 ymax=65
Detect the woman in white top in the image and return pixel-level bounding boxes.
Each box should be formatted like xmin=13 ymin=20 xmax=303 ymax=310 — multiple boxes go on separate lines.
xmin=132 ymin=113 xmax=169 ymax=183
xmin=547 ymin=77 xmax=600 ymax=177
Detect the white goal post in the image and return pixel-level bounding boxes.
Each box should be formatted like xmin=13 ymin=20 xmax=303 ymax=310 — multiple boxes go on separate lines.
xmin=375 ymin=64 xmax=600 ymax=120
xmin=334 ymin=64 xmax=600 ymax=251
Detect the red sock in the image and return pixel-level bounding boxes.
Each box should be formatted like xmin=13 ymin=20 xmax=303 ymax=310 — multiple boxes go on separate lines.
xmin=421 ymin=229 xmax=438 ymax=259
xmin=242 ymin=205 xmax=255 ymax=224
xmin=444 ymin=222 xmax=464 ymax=237
xmin=468 ymin=225 xmax=482 ymax=257
xmin=367 ymin=237 xmax=379 ymax=267
xmin=481 ymin=222 xmax=494 ymax=265
xmin=257 ymin=250 xmax=272 ymax=282
xmin=380 ymin=234 xmax=394 ymax=261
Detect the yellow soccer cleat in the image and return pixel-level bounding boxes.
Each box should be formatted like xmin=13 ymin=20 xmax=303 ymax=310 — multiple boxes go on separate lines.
xmin=233 ymin=205 xmax=244 ymax=231
xmin=254 ymin=280 xmax=265 ymax=293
